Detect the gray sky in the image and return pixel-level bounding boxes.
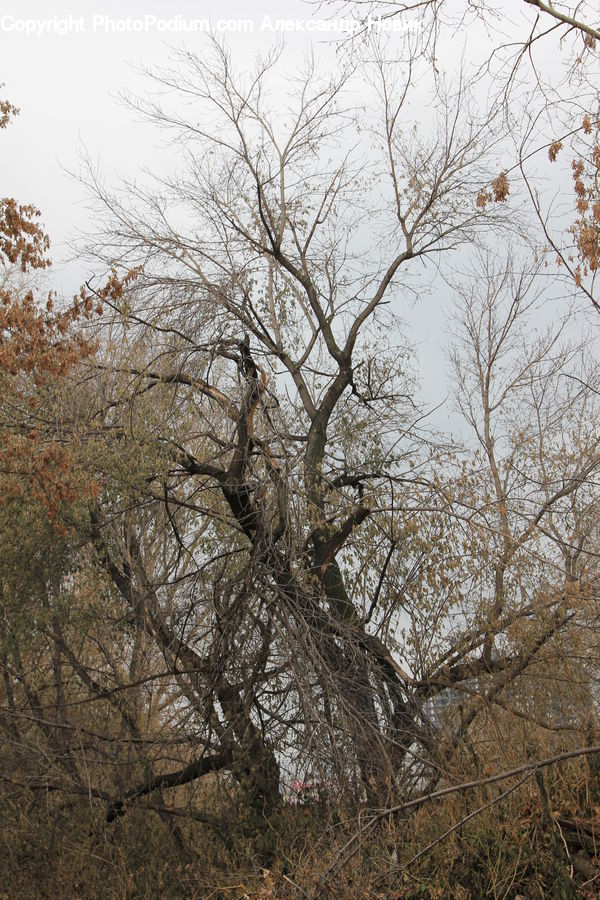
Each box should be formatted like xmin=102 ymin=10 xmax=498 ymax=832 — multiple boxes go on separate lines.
xmin=0 ymin=1 xmax=585 ymax=429
xmin=1 ymin=1 xmax=335 ymax=268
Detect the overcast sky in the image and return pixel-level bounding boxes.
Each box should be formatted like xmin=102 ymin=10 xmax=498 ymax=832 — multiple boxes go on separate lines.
xmin=0 ymin=1 xmax=584 ymax=430
xmin=1 ymin=1 xmax=340 ymax=263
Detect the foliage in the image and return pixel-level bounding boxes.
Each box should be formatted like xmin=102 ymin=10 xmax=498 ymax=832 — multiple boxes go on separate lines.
xmin=3 ymin=4 xmax=600 ymax=894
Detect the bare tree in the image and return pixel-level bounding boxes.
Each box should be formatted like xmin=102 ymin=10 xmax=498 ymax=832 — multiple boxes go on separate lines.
xmin=4 ymin=32 xmax=600 ymax=893
xmin=67 ymin=38 xmax=512 ymax=810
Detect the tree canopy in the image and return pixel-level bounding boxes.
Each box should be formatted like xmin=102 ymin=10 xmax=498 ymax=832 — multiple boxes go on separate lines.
xmin=2 ymin=6 xmax=600 ymax=894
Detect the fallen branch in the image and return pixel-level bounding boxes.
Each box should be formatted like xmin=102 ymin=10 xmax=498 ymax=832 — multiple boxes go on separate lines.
xmin=324 ymin=743 xmax=600 ymax=879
